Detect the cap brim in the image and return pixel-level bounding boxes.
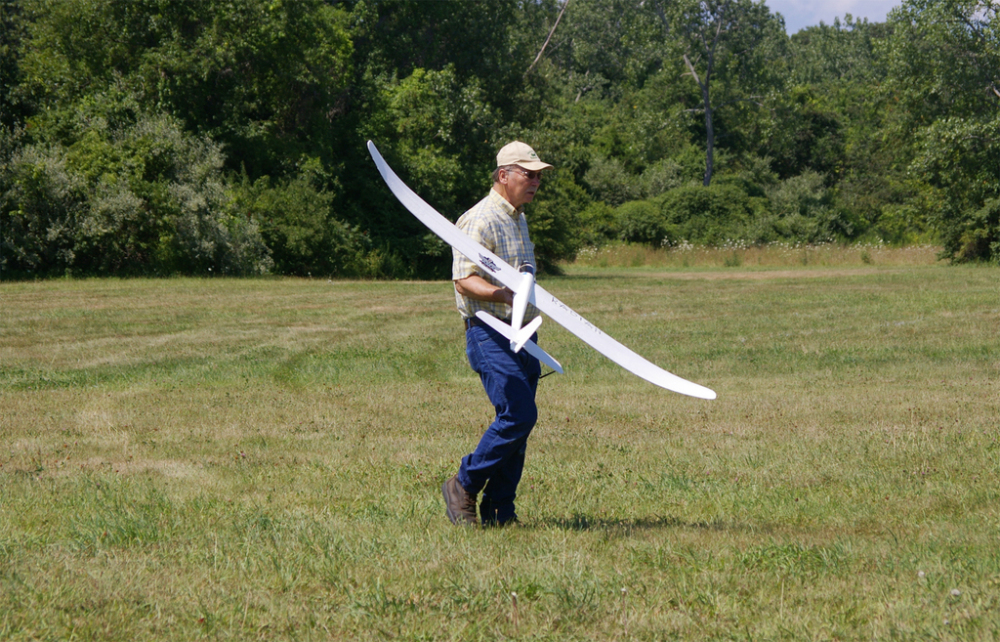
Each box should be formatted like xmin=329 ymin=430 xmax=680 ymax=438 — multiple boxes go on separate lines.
xmin=516 ymin=161 xmax=554 ymax=171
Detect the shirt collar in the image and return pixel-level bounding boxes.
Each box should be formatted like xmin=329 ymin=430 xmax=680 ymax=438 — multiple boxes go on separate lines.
xmin=489 ymin=188 xmax=524 ymax=217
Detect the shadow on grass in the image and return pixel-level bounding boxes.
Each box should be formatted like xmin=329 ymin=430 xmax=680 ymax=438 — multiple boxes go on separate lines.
xmin=533 ymin=514 xmax=766 ymax=534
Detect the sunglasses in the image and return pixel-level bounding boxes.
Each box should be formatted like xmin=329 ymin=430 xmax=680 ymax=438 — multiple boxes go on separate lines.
xmin=506 ymin=167 xmax=543 ymax=181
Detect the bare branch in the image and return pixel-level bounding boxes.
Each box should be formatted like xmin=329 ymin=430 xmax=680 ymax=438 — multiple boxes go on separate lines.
xmin=704 ymin=0 xmax=731 ymax=79
xmin=525 ymin=0 xmax=571 ymax=77
xmin=683 ymin=54 xmax=703 ymax=89
xmin=574 ymin=69 xmax=591 ymax=103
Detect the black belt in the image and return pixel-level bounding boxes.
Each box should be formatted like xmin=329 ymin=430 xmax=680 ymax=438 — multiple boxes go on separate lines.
xmin=464 ymin=316 xmax=510 ymax=330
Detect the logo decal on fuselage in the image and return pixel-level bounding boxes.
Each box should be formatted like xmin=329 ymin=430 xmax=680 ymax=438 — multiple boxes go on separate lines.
xmin=479 ymin=254 xmax=499 ymax=273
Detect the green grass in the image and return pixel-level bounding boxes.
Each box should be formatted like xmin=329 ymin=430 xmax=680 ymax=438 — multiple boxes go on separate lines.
xmin=2 ymin=254 xmax=999 ymax=640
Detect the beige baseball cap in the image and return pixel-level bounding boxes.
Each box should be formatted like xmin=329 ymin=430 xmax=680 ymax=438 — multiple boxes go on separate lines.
xmin=496 ymin=141 xmax=553 ymax=171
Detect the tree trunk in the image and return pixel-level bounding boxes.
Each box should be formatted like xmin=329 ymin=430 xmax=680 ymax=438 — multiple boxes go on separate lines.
xmin=702 ymin=86 xmax=714 ymax=186
xmin=684 ymin=53 xmax=715 ymax=186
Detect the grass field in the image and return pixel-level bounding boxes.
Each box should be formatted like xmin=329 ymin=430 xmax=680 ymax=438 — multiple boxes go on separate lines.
xmin=2 ymin=248 xmax=999 ymax=640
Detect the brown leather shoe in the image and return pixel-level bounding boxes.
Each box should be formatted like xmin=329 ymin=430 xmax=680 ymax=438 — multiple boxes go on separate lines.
xmin=442 ymin=475 xmax=478 ymax=526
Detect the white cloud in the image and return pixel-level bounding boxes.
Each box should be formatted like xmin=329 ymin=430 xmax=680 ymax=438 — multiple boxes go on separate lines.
xmin=763 ymin=0 xmax=903 ymax=33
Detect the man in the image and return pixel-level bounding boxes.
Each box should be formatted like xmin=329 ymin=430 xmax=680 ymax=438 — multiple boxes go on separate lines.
xmin=442 ymin=141 xmax=553 ymax=527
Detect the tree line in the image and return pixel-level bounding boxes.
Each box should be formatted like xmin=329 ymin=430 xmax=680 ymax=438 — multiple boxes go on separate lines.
xmin=2 ymin=0 xmax=998 ymax=279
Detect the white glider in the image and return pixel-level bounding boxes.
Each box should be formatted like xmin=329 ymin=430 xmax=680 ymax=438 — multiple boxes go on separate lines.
xmin=367 ymin=140 xmax=716 ymax=400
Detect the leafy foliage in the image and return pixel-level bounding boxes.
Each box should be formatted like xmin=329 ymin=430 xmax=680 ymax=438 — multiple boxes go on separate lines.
xmin=659 ymin=181 xmax=766 ymax=245
xmin=1 ymin=103 xmax=273 ymax=277
xmin=3 ymin=0 xmax=1000 ymax=278
xmin=880 ymin=0 xmax=1000 ymax=261
xmin=526 ymin=168 xmax=591 ymax=273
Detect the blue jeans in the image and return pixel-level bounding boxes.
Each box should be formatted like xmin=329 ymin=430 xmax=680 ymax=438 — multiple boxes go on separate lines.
xmin=457 ymin=323 xmax=541 ymax=525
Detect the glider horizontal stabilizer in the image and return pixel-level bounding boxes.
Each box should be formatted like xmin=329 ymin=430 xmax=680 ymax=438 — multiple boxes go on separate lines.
xmin=474 ymin=312 xmax=563 ymax=374
xmin=367 ymin=140 xmax=716 ymax=400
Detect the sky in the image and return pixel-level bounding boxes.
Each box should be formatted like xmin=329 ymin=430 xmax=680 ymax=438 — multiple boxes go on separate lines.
xmin=763 ymin=0 xmax=903 ymax=33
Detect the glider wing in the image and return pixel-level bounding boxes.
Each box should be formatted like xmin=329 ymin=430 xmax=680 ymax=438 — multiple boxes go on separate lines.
xmin=367 ymin=140 xmax=716 ymax=400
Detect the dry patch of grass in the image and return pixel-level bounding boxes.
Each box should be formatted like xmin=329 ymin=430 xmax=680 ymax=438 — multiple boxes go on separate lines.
xmin=573 ymin=242 xmax=943 ymax=270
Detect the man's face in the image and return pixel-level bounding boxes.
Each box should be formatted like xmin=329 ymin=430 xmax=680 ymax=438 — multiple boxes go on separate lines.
xmin=502 ymin=166 xmax=542 ymax=208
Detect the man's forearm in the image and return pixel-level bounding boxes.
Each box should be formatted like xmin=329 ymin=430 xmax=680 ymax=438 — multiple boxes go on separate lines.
xmin=454 ymin=275 xmax=513 ymax=306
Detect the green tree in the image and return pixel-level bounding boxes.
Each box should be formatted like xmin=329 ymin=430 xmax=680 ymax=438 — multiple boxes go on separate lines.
xmin=528 ymin=0 xmax=663 ymax=96
xmin=15 ymin=0 xmax=353 ymax=177
xmin=348 ymin=0 xmax=523 ymax=110
xmin=882 ymin=0 xmax=1000 ymax=260
xmin=771 ymin=17 xmax=889 ymax=182
xmin=649 ymin=0 xmax=787 ymax=185
xmin=337 ymin=0 xmax=538 ymax=278
xmin=526 ymin=167 xmax=590 ymax=272
xmin=0 ymin=0 xmax=29 ymax=131
xmin=787 ymin=15 xmax=888 ymax=85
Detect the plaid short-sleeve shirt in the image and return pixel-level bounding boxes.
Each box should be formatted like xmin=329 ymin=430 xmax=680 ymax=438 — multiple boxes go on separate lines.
xmin=453 ymin=189 xmax=539 ymax=322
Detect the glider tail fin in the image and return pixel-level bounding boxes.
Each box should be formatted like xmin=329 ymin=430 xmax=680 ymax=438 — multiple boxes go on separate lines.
xmin=473 ymin=312 xmax=563 ymax=374
xmin=511 ymin=315 xmax=543 ymax=353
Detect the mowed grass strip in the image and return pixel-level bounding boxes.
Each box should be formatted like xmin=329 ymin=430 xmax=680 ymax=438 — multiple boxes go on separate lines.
xmin=2 ymin=257 xmax=999 ymax=640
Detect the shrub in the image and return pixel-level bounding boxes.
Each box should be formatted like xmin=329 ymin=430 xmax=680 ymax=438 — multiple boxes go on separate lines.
xmin=658 ymin=182 xmax=766 ymax=246
xmin=1 ymin=143 xmax=89 ymax=276
xmin=231 ymin=171 xmax=365 ymax=276
xmin=953 ymin=198 xmax=1000 ymax=263
xmin=615 ymin=199 xmax=665 ymax=245
xmin=168 ymin=178 xmax=273 ymax=277
xmin=104 ymin=112 xmax=273 ymax=276
xmin=584 ymin=156 xmax=641 ymax=206
xmin=1 ymin=110 xmax=275 ymax=277
xmin=638 ymin=158 xmax=686 ymax=199
xmin=614 ymin=181 xmax=769 ymax=248
xmin=750 ymin=171 xmax=836 ymax=243
xmin=577 ymin=201 xmax=617 ymax=247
